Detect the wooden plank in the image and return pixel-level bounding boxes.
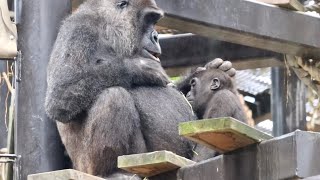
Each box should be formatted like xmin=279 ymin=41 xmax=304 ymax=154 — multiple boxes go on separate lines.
xmin=256 ymin=0 xmax=305 ymax=11
xmin=118 ymin=151 xmax=195 ymax=177
xmin=27 ymin=169 xmax=104 ymax=180
xmin=178 ymin=155 xmax=227 ymax=180
xmin=159 ymin=34 xmax=282 ymax=70
xmin=178 ymin=145 xmax=258 ymax=180
xmin=258 ymin=130 xmax=320 ymax=179
xmin=179 ymin=131 xmax=320 ymax=180
xmin=304 ymin=175 xmax=320 ymax=180
xmin=179 ymin=117 xmax=273 ymax=153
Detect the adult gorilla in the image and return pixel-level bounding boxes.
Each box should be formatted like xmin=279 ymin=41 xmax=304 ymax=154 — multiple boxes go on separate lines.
xmin=45 ymin=0 xmax=235 ymax=178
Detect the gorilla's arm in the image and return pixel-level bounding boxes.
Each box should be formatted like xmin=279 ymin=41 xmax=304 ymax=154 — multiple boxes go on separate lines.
xmin=46 ymin=15 xmax=100 ymax=123
xmin=46 ymin=14 xmax=170 ymax=123
xmin=124 ymin=58 xmax=170 ymax=87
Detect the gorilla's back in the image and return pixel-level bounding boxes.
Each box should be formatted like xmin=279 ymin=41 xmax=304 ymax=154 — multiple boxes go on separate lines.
xmin=130 ymin=86 xmax=194 ymax=159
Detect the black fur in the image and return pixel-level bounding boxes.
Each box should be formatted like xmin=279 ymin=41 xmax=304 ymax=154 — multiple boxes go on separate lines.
xmin=45 ymin=0 xmax=193 ymax=178
xmin=185 ymin=69 xmax=246 ymax=121
xmin=45 ymin=0 xmax=236 ymax=178
xmin=179 ymin=68 xmax=247 ymax=161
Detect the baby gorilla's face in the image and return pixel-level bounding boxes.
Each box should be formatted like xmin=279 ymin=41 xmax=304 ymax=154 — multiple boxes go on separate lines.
xmin=185 ymin=69 xmax=227 ymax=117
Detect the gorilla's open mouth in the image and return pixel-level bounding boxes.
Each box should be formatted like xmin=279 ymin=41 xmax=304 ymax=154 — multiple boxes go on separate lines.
xmin=142 ymin=49 xmax=161 ymax=62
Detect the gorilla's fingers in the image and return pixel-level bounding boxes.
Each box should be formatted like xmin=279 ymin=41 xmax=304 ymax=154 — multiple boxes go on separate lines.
xmin=167 ymin=82 xmax=176 ymax=88
xmin=205 ymin=58 xmax=224 ymax=69
xmin=219 ymin=61 xmax=232 ymax=71
xmin=196 ymin=67 xmax=206 ymax=72
xmin=225 ymin=68 xmax=236 ymax=77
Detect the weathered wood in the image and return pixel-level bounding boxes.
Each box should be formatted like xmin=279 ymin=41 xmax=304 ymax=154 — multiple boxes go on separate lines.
xmin=27 ymin=169 xmax=104 ymax=180
xmin=256 ymin=0 xmax=305 ymax=11
xmin=156 ymin=0 xmax=320 ymax=59
xmin=258 ymin=130 xmax=320 ymax=179
xmin=304 ymin=175 xmax=320 ymax=180
xmin=178 ymin=131 xmax=320 ymax=180
xmin=118 ymin=151 xmax=195 ymax=177
xmin=159 ymin=34 xmax=282 ymax=70
xmin=178 ymin=145 xmax=258 ymax=180
xmin=179 ymin=117 xmax=273 ymax=153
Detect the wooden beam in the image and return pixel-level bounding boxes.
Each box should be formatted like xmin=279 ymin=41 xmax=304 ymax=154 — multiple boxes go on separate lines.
xmin=118 ymin=151 xmax=195 ymax=177
xmin=256 ymin=0 xmax=305 ymax=11
xmin=178 ymin=146 xmax=258 ymax=180
xmin=28 ymin=169 xmax=104 ymax=180
xmin=179 ymin=117 xmax=273 ymax=153
xmin=305 ymin=175 xmax=320 ymax=180
xmin=258 ymin=130 xmax=320 ymax=179
xmin=156 ymin=0 xmax=320 ymax=59
xmin=178 ymin=131 xmax=320 ymax=179
xmin=160 ymin=34 xmax=283 ymax=70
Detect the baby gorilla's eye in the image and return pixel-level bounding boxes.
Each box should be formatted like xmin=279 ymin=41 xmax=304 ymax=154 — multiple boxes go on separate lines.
xmin=190 ymin=78 xmax=196 ymax=87
xmin=117 ymin=1 xmax=129 ymax=9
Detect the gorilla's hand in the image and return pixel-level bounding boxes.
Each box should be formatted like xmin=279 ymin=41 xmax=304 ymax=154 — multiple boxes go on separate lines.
xmin=125 ymin=58 xmax=171 ymax=87
xmin=204 ymin=58 xmax=236 ymax=77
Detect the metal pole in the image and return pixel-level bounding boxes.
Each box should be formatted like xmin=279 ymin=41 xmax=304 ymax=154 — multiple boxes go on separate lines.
xmin=15 ymin=0 xmax=71 ymax=179
xmin=0 ymin=61 xmax=9 ymax=148
xmin=271 ymin=67 xmax=287 ymax=136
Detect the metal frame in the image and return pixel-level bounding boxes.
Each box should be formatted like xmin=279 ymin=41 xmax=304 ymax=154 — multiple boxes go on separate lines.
xmin=156 ymin=0 xmax=320 ymax=59
xmin=160 ymin=34 xmax=283 ymax=69
xmin=0 ymin=154 xmax=20 ymax=180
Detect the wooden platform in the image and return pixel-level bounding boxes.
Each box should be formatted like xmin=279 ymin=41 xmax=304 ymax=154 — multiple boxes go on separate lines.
xmin=179 ymin=117 xmax=273 ymax=153
xmin=118 ymin=151 xmax=195 ymax=177
xmin=257 ymin=0 xmax=305 ymax=11
xmin=28 ymin=169 xmax=104 ymax=180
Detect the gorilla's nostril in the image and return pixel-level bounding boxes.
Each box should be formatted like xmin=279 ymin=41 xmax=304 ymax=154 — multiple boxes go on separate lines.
xmin=151 ymin=30 xmax=159 ymax=43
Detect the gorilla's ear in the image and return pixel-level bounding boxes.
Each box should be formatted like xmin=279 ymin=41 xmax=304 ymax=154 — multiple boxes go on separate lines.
xmin=210 ymin=78 xmax=220 ymax=90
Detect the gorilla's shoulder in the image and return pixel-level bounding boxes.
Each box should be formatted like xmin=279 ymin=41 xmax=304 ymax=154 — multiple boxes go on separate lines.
xmin=62 ymin=11 xmax=99 ymax=30
xmin=54 ymin=11 xmax=99 ymax=48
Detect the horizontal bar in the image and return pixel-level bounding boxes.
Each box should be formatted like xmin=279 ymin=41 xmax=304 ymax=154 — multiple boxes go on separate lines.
xmin=0 ymin=154 xmax=18 ymax=158
xmin=159 ymin=34 xmax=283 ymax=69
xmin=156 ymin=0 xmax=320 ymax=59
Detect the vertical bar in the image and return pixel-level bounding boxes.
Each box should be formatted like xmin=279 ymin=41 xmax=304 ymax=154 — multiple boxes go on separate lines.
xmin=272 ymin=67 xmax=307 ymax=137
xmin=15 ymin=0 xmax=71 ymax=179
xmin=271 ymin=67 xmax=287 ymax=136
xmin=285 ymin=69 xmax=307 ymax=132
xmin=0 ymin=61 xmax=9 ymax=148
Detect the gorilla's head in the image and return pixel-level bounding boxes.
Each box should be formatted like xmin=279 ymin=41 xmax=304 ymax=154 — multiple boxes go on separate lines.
xmin=186 ymin=69 xmax=235 ymax=116
xmin=85 ymin=0 xmax=163 ymax=60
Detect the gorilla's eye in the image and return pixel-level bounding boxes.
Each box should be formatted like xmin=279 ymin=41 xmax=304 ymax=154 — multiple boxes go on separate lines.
xmin=96 ymin=59 xmax=103 ymax=64
xmin=117 ymin=1 xmax=129 ymax=9
xmin=190 ymin=78 xmax=196 ymax=87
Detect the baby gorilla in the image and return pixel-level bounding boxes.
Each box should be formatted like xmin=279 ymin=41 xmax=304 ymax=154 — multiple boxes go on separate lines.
xmin=184 ymin=67 xmax=247 ymax=161
xmin=186 ymin=68 xmax=246 ymax=121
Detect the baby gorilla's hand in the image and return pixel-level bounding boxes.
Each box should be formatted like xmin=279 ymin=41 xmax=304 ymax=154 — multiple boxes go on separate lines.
xmin=204 ymin=58 xmax=236 ymax=77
